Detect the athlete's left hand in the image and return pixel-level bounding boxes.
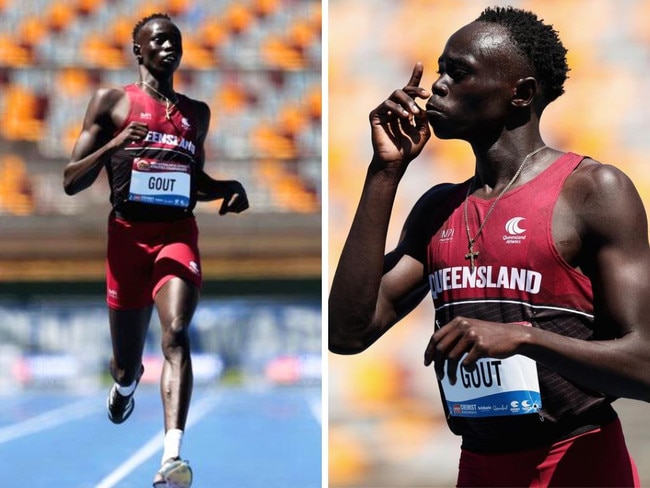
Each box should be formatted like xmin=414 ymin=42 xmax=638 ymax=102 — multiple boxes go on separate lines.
xmin=424 ymin=317 xmax=533 ymax=385
xmin=219 ymin=180 xmax=249 ymax=215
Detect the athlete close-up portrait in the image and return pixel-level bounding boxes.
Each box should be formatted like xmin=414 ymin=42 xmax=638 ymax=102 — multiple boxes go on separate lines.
xmin=328 ymin=1 xmax=650 ymax=487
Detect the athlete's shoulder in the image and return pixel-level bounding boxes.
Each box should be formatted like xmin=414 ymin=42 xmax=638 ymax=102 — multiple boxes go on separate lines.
xmin=81 ymin=86 xmax=130 ymax=128
xmin=178 ymin=93 xmax=210 ymax=114
xmin=570 ymin=156 xmax=637 ymax=195
xmin=91 ymin=86 xmax=128 ymax=106
xmin=402 ymin=182 xmax=465 ymax=235
xmin=178 ymin=94 xmax=211 ymax=139
xmin=411 ymin=182 xmax=465 ymax=215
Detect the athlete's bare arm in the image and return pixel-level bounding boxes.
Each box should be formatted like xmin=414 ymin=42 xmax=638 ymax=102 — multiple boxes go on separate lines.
xmin=426 ymin=161 xmax=650 ymax=402
xmin=329 ymin=63 xmax=432 ymax=354
xmin=190 ymin=100 xmax=249 ymax=214
xmin=64 ymin=88 xmax=147 ymax=195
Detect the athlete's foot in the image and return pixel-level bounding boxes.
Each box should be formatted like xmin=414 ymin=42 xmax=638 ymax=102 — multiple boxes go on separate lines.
xmin=152 ymin=458 xmax=193 ymax=488
xmin=107 ymin=365 xmax=144 ymax=424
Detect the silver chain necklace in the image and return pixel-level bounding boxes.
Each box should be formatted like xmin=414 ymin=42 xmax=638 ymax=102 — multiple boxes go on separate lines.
xmin=137 ymin=81 xmax=178 ymax=120
xmin=463 ymin=145 xmax=547 ymax=271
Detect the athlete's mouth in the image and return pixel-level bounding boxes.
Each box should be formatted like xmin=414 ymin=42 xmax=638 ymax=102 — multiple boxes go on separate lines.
xmin=426 ymin=101 xmax=445 ymax=115
xmin=161 ymin=53 xmax=179 ymax=63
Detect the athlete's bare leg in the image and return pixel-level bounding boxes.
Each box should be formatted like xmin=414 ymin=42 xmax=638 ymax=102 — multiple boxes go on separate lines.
xmin=109 ymin=307 xmax=153 ymax=386
xmin=154 ymin=277 xmax=199 ymax=431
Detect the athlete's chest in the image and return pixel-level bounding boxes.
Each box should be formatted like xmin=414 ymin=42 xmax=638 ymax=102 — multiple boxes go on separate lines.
xmin=429 ymin=192 xmax=551 ymax=270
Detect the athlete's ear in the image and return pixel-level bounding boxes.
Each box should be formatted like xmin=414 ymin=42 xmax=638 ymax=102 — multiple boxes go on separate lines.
xmin=511 ymin=77 xmax=537 ymax=108
xmin=133 ymin=44 xmax=143 ymax=64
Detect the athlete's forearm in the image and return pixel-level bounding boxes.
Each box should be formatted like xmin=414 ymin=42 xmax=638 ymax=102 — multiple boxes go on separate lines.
xmin=328 ymin=163 xmax=403 ymax=354
xmin=194 ymin=176 xmax=234 ymax=201
xmin=522 ymin=326 xmax=650 ymax=402
xmin=64 ymin=139 xmax=119 ymax=195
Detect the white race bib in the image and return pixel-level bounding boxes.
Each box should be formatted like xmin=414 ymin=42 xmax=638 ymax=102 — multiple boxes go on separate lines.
xmin=128 ymin=158 xmax=191 ymax=208
xmin=440 ymin=354 xmax=542 ymax=417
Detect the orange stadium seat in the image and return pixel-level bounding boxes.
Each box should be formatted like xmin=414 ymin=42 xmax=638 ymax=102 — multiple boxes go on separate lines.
xmin=0 ymin=35 xmax=33 ymax=67
xmin=199 ymin=19 xmax=229 ymax=51
xmin=215 ymin=81 xmax=250 ymax=113
xmin=0 ymin=154 xmax=34 ymax=216
xmin=262 ymin=35 xmax=306 ymax=69
xmin=253 ymin=124 xmax=296 ymax=159
xmin=256 ymin=159 xmax=318 ymax=213
xmin=75 ymin=0 xmax=105 ymax=17
xmin=224 ymin=3 xmax=255 ymax=36
xmin=82 ymin=16 xmax=134 ymax=67
xmin=180 ymin=35 xmax=217 ymax=68
xmin=57 ymin=68 xmax=93 ymax=96
xmin=164 ymin=0 xmax=191 ymax=17
xmin=17 ymin=17 xmax=48 ymax=55
xmin=278 ymin=104 xmax=307 ymax=139
xmin=1 ymin=84 xmax=46 ymax=141
xmin=47 ymin=2 xmax=76 ymax=34
xmin=252 ymin=0 xmax=281 ymax=19
xmin=83 ymin=33 xmax=128 ymax=67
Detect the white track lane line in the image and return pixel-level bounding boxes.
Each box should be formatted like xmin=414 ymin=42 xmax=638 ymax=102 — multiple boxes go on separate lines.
xmin=308 ymin=396 xmax=322 ymax=426
xmin=0 ymin=397 xmax=99 ymax=445
xmin=95 ymin=393 xmax=220 ymax=488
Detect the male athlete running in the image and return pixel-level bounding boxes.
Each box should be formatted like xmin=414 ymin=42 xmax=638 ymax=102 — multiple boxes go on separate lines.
xmin=64 ymin=13 xmax=248 ymax=487
xmin=330 ymin=6 xmax=650 ymax=486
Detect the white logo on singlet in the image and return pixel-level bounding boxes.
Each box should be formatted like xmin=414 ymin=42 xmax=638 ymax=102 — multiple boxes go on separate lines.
xmin=140 ymin=112 xmax=152 ymax=120
xmin=505 ymin=217 xmax=526 ymax=235
xmin=439 ymin=228 xmax=455 ymax=243
xmin=503 ymin=217 xmax=527 ymax=244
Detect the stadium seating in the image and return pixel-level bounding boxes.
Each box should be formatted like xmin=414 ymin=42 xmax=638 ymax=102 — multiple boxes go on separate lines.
xmin=0 ymin=0 xmax=321 ymax=216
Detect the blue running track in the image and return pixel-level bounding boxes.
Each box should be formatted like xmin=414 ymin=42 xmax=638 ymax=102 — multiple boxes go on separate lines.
xmin=0 ymin=385 xmax=321 ymax=487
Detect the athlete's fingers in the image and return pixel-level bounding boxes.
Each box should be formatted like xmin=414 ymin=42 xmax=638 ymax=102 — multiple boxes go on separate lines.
xmin=424 ymin=320 xmax=443 ymax=367
xmin=424 ymin=336 xmax=435 ymax=367
xmin=219 ymin=195 xmax=230 ymax=215
xmin=406 ymin=62 xmax=424 ymax=88
xmin=382 ymin=97 xmax=412 ymax=118
xmin=434 ymin=351 xmax=446 ymax=383
xmin=219 ymin=192 xmax=249 ymax=215
xmin=440 ymin=336 xmax=470 ymax=386
xmin=124 ymin=122 xmax=148 ymax=142
xmin=129 ymin=121 xmax=148 ymax=130
xmin=230 ymin=193 xmax=250 ymax=213
xmin=430 ymin=324 xmax=466 ymax=384
xmin=374 ymin=91 xmax=422 ymax=124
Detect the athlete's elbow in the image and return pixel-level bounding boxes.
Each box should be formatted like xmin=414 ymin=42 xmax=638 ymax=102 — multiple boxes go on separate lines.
xmin=328 ymin=319 xmax=376 ymax=355
xmin=328 ymin=333 xmax=369 ymax=355
xmin=63 ymin=179 xmax=75 ymax=195
xmin=328 ymin=338 xmax=368 ymax=355
xmin=63 ymin=177 xmax=80 ymax=196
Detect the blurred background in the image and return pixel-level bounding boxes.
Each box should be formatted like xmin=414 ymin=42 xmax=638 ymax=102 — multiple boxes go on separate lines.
xmin=328 ymin=0 xmax=650 ymax=486
xmin=0 ymin=0 xmax=322 ymax=485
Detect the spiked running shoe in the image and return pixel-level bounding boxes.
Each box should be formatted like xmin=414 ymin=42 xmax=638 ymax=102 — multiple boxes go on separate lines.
xmin=152 ymin=458 xmax=193 ymax=488
xmin=107 ymin=365 xmax=144 ymax=424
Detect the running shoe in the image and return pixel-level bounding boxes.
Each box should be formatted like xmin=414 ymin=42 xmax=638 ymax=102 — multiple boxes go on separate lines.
xmin=152 ymin=458 xmax=193 ymax=488
xmin=106 ymin=365 xmax=144 ymax=424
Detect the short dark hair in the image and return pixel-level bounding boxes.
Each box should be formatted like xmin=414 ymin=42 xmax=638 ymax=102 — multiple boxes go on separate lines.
xmin=476 ymin=6 xmax=569 ymax=106
xmin=132 ymin=12 xmax=173 ymax=44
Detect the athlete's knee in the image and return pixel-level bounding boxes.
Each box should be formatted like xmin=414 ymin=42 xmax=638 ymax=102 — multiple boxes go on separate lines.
xmin=110 ymin=357 xmax=142 ymax=386
xmin=161 ymin=317 xmax=191 ymax=354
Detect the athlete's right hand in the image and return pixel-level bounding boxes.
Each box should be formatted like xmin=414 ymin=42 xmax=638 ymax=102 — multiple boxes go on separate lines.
xmin=112 ymin=121 xmax=149 ymax=148
xmin=369 ymin=62 xmax=432 ymax=173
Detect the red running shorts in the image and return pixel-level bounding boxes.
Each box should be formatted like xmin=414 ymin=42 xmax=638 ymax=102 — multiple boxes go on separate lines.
xmin=106 ymin=216 xmax=202 ymax=310
xmin=456 ymin=418 xmax=639 ymax=487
